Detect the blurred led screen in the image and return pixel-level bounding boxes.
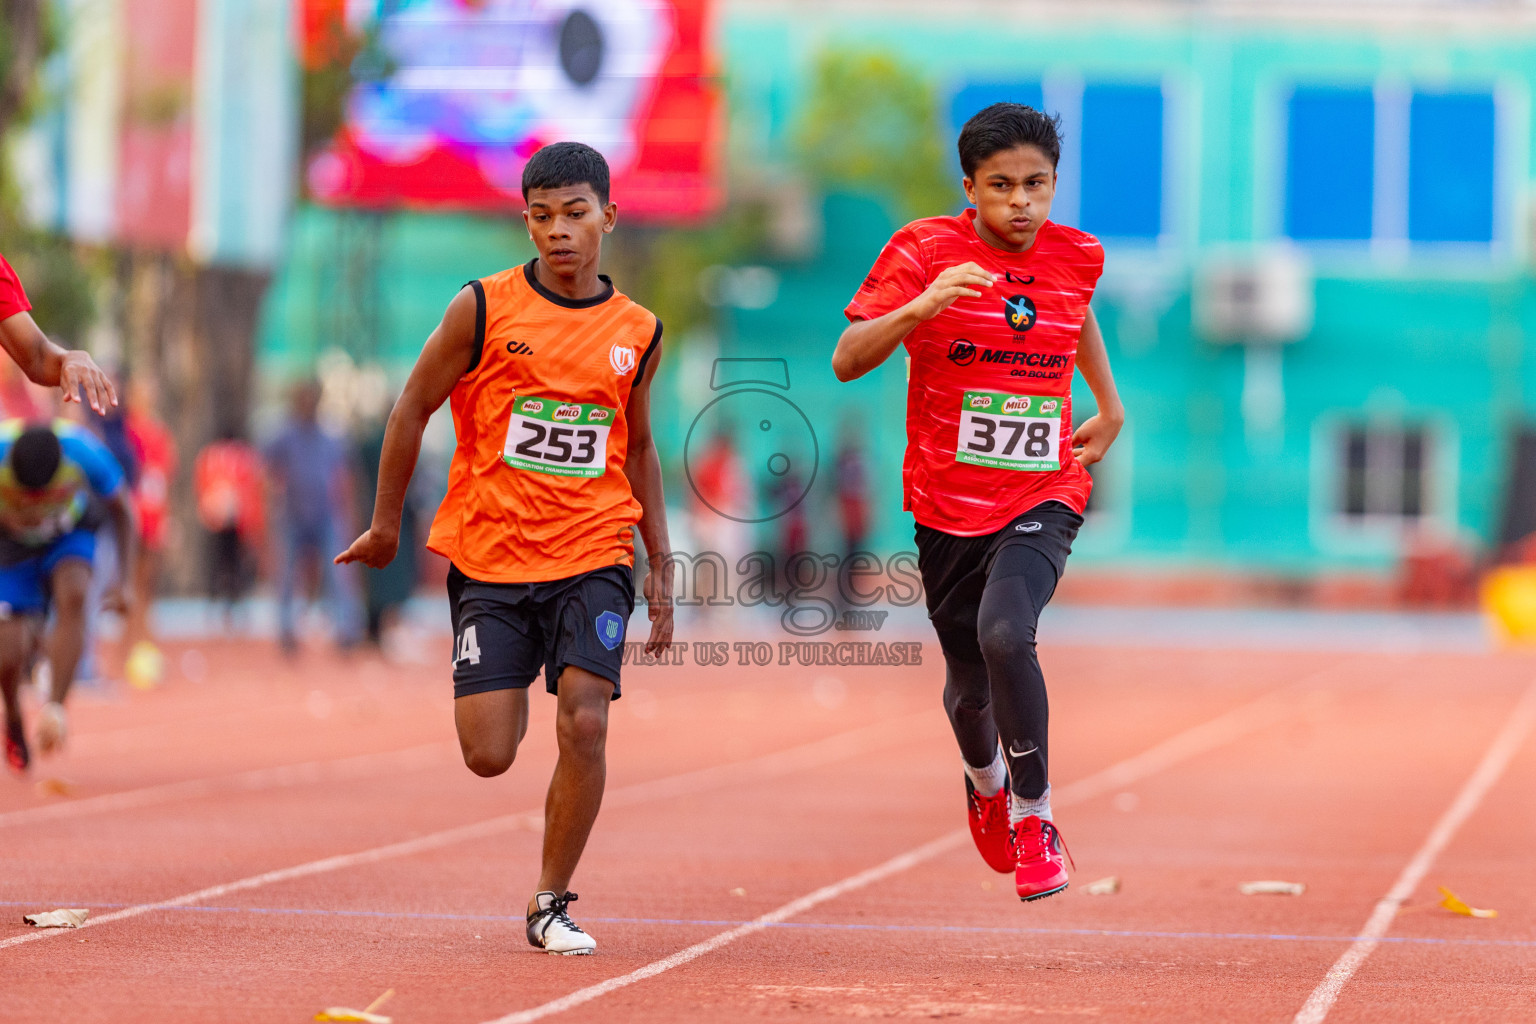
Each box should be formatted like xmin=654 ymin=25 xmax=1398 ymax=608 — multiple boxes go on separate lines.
xmin=303 ymin=0 xmax=720 ymax=218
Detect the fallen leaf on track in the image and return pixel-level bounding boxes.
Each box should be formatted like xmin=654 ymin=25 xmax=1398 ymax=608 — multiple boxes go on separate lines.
xmin=1239 ymin=880 xmax=1305 ymax=896
xmin=1438 ymin=887 xmax=1497 ymax=919
xmin=314 ymin=1011 xmax=390 ymax=1024
xmin=34 ymin=777 xmax=76 ymax=798
xmin=23 ymin=908 xmax=89 ymax=928
xmin=1083 ymin=876 xmax=1120 ymax=895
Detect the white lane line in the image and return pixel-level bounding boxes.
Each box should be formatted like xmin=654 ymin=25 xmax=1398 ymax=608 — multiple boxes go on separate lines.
xmin=1292 ymin=677 xmax=1536 ymax=1024
xmin=0 ymin=710 xmax=936 ymax=952
xmin=480 ymin=677 xmax=1327 ymax=1024
xmin=0 ymin=743 xmax=455 ymax=830
xmin=488 ymin=832 xmax=970 ymax=1024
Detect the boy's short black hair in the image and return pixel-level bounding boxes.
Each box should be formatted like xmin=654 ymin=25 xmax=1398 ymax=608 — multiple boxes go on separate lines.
xmin=957 ymin=103 xmax=1063 ymax=177
xmin=11 ymin=425 xmax=61 ymax=490
xmin=521 ymin=141 xmax=611 ymax=205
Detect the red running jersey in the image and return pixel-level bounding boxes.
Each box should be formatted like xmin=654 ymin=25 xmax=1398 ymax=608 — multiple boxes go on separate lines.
xmin=844 ymin=211 xmax=1103 ymax=536
xmin=0 ymin=255 xmax=32 ymax=322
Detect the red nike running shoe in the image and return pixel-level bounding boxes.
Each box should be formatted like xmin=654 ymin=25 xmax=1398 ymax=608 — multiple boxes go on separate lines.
xmin=1013 ymin=815 xmax=1073 ymax=901
xmin=5 ymin=716 xmax=29 ymax=776
xmin=965 ymin=776 xmax=1014 ymax=873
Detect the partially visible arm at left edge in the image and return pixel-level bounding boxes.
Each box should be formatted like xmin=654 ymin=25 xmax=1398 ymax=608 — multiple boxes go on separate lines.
xmin=0 ymin=311 xmax=116 ymax=413
xmin=622 ymin=331 xmax=674 ymax=654
xmin=1070 ymin=307 xmax=1126 ymax=468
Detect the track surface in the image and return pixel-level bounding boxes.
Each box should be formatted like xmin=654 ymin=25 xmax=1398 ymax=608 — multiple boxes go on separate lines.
xmin=1 ymin=636 xmax=1533 ymax=1023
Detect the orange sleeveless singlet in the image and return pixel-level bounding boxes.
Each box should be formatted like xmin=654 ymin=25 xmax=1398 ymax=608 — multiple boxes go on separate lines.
xmin=426 ymin=260 xmax=662 ymax=583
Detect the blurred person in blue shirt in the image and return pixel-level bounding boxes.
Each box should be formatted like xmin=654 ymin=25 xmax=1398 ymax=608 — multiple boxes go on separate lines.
xmin=0 ymin=420 xmax=135 ymax=774
xmin=265 ymin=381 xmax=362 ymax=655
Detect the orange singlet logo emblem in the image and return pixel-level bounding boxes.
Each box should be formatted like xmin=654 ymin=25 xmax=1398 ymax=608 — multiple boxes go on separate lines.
xmin=609 ymin=345 xmax=636 ymax=375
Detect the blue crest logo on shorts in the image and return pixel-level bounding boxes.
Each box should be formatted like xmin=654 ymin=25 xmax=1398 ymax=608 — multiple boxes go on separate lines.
xmin=595 ymin=610 xmax=624 ymax=651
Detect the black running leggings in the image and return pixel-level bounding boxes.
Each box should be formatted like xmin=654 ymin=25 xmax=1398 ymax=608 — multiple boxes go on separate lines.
xmin=942 ymin=542 xmax=1060 ymax=801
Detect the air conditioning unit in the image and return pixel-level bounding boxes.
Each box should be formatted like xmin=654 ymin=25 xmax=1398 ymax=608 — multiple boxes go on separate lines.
xmin=1193 ymin=248 xmax=1314 ymax=345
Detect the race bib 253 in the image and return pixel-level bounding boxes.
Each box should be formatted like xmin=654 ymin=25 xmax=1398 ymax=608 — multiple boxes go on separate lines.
xmin=503 ymin=397 xmax=614 ymax=478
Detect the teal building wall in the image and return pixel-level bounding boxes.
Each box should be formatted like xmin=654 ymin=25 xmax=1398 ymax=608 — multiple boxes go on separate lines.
xmin=259 ymin=8 xmax=1536 ymax=572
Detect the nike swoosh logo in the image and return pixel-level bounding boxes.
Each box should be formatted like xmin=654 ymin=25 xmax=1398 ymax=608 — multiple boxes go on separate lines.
xmin=1008 ymin=743 xmax=1039 ymax=759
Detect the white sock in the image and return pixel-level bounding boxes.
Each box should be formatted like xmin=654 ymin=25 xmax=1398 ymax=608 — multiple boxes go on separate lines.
xmin=964 ymin=747 xmax=1007 ymax=797
xmin=1011 ymin=784 xmax=1052 ymax=825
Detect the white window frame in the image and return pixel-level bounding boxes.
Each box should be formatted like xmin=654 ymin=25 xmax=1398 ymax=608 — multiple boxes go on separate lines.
xmin=1309 ymin=412 xmax=1459 ymax=558
xmin=1263 ymin=77 xmax=1522 ymax=270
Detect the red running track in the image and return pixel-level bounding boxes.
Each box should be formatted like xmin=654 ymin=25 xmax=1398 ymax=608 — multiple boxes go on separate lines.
xmin=0 ymin=638 xmax=1533 ymax=1023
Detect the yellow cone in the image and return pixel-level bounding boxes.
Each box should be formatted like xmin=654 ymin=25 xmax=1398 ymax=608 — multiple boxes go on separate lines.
xmin=1482 ymin=567 xmax=1536 ymax=645
xmin=125 ymin=641 xmax=165 ymax=691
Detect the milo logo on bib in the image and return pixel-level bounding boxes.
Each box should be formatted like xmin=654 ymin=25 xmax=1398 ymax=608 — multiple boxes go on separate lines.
xmin=955 ymin=390 xmax=1063 ymax=473
xmin=504 ymin=396 xmax=617 ymax=478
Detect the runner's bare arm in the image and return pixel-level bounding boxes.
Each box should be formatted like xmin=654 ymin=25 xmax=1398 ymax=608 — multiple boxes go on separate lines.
xmin=335 ymin=285 xmax=479 ymax=568
xmin=832 ymin=263 xmax=996 ymax=381
xmin=1069 ymin=307 xmax=1125 ymax=467
xmin=623 ymin=336 xmax=673 ymax=654
xmin=101 ymin=489 xmax=138 ymax=614
xmin=0 ymin=310 xmax=116 ymax=413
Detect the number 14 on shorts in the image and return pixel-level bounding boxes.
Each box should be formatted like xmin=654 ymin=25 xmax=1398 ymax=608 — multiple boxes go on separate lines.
xmin=455 ymin=624 xmax=482 ymax=666
xmin=956 ymin=391 xmax=1062 ymax=472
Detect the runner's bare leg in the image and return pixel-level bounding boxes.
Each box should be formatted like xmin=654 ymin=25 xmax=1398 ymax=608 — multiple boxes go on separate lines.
xmin=534 ymin=665 xmax=613 ymax=902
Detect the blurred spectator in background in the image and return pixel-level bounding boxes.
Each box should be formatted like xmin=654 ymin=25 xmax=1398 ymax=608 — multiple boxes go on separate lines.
xmin=264 ymin=380 xmax=361 ymax=655
xmin=353 ymin=403 xmax=422 ymax=648
xmin=195 ymin=430 xmax=265 ymax=622
xmin=689 ymin=422 xmax=750 ymax=603
xmin=834 ymin=422 xmax=872 ymax=613
xmin=766 ymin=459 xmax=807 ymax=593
xmin=123 ymin=375 xmax=175 ymax=662
xmin=835 ymin=420 xmax=871 ymax=559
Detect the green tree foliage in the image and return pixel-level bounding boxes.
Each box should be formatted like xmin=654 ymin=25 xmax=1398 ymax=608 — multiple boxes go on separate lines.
xmin=0 ymin=0 xmax=45 ymax=136
xmin=797 ymin=49 xmax=952 ymax=221
xmin=0 ymin=0 xmax=96 ymax=344
xmin=0 ymin=238 xmax=99 ymax=344
xmin=300 ymin=21 xmax=394 ymax=197
xmin=610 ymin=201 xmax=772 ymax=348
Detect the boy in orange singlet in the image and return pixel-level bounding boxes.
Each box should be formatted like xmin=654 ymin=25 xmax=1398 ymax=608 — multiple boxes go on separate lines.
xmin=337 ymin=143 xmax=674 ymax=955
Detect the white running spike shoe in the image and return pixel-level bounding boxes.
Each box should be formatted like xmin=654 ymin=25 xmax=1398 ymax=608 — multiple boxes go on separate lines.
xmin=526 ymin=891 xmax=596 ymax=955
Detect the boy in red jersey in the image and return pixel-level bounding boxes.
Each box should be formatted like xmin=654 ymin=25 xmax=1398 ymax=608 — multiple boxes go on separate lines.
xmin=834 ymin=104 xmax=1125 ymax=901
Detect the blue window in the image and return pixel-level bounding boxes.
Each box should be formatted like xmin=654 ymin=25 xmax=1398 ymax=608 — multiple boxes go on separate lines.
xmin=1408 ymin=92 xmax=1495 ymax=243
xmin=1079 ymin=84 xmax=1162 ymax=239
xmin=950 ymin=82 xmax=1044 ymax=137
xmin=1285 ymin=88 xmax=1374 ymax=241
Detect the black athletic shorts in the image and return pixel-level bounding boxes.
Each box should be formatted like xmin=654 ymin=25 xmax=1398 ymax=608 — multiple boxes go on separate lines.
xmin=914 ymin=501 xmax=1083 ymax=664
xmin=447 ymin=563 xmax=635 ymax=700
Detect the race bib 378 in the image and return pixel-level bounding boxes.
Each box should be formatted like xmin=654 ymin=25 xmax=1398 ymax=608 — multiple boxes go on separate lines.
xmin=955 ymin=391 xmax=1062 ymax=472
